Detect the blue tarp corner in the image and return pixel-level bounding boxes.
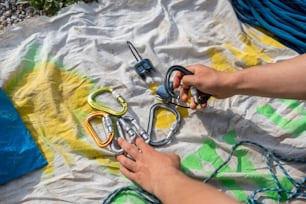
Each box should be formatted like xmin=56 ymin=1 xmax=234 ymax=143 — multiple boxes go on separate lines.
xmin=0 ymin=88 xmax=47 ymax=185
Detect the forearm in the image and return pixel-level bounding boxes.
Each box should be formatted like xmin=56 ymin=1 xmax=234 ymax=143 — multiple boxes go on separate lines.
xmin=227 ymin=54 xmax=306 ymax=99
xmin=154 ymin=170 xmax=239 ymax=204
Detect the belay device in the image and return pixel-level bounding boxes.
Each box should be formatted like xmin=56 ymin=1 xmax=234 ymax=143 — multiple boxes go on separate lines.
xmin=127 ymin=41 xmax=154 ymax=80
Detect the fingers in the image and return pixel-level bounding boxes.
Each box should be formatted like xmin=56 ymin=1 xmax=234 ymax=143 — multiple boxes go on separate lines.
xmin=117 ymin=154 xmax=137 ymax=172
xmin=173 ymin=71 xmax=185 ymax=88
xmin=119 ymin=164 xmax=137 ymax=181
xmin=117 ymin=137 xmax=141 ymax=160
xmin=189 ymin=97 xmax=197 ymax=109
xmin=134 ymin=137 xmax=151 ymax=152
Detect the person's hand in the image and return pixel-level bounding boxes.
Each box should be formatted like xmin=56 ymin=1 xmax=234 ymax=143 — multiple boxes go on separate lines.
xmin=116 ymin=137 xmax=181 ymax=195
xmin=173 ymin=64 xmax=233 ymax=109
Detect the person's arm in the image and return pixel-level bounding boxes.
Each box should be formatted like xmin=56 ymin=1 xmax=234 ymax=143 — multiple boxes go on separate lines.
xmin=229 ymin=54 xmax=306 ymax=99
xmin=174 ymin=54 xmax=306 ymax=109
xmin=116 ymin=137 xmax=239 ymax=204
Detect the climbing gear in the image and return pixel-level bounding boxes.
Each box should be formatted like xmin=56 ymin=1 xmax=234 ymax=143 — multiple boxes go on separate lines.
xmin=156 ymin=83 xmax=190 ymax=108
xmin=147 ymin=103 xmax=181 ymax=147
xmin=84 ymin=111 xmax=114 ymax=148
xmin=88 ymin=87 xmax=128 ymax=117
xmin=205 ymin=141 xmax=306 ymax=204
xmin=127 ymin=41 xmax=154 ymax=80
xmin=163 ymin=65 xmax=211 ymax=105
xmin=102 ymin=140 xmax=306 ymax=204
xmin=231 ymin=0 xmax=306 ymax=54
xmin=109 ymin=115 xmax=151 ymax=154
xmin=118 ymin=115 xmax=150 ymax=143
xmin=109 ymin=103 xmax=181 ymax=152
xmin=102 ymin=186 xmax=162 ymax=204
xmin=109 ymin=120 xmax=125 ymax=154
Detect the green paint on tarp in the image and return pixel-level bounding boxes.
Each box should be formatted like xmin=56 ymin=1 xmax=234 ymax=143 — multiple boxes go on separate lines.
xmin=257 ymin=103 xmax=306 ymax=137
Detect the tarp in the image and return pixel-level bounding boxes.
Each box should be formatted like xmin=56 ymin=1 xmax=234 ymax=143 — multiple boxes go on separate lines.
xmin=0 ymin=0 xmax=305 ymax=203
xmin=0 ymin=88 xmax=47 ymax=185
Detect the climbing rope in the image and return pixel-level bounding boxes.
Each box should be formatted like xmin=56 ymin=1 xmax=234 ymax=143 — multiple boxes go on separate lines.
xmin=102 ymin=140 xmax=306 ymax=204
xmin=231 ymin=0 xmax=306 ymax=54
xmin=203 ymin=141 xmax=306 ymax=203
xmin=102 ymin=186 xmax=162 ymax=204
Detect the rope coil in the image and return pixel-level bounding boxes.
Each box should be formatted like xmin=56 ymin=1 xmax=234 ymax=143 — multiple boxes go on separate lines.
xmin=231 ymin=0 xmax=306 ymax=54
xmin=102 ymin=140 xmax=306 ymax=204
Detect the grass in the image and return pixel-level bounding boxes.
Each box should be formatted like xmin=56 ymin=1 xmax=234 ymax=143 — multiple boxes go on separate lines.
xmin=18 ymin=0 xmax=98 ymax=16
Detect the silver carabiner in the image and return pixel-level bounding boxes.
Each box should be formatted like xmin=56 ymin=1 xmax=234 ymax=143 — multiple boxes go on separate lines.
xmin=129 ymin=116 xmax=150 ymax=143
xmin=108 ymin=120 xmax=126 ymax=154
xmin=118 ymin=115 xmax=150 ymax=143
xmin=147 ymin=103 xmax=181 ymax=147
xmin=117 ymin=116 xmax=138 ymax=143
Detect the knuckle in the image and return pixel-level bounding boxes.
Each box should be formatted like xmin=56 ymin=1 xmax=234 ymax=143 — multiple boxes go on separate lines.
xmin=170 ymin=153 xmax=181 ymax=162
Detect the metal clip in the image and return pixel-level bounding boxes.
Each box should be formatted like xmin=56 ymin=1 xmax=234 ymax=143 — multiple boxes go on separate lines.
xmin=129 ymin=116 xmax=150 ymax=143
xmin=84 ymin=111 xmax=114 ymax=148
xmin=147 ymin=103 xmax=181 ymax=147
xmin=163 ymin=65 xmax=211 ymax=106
xmin=88 ymin=87 xmax=128 ymax=117
xmin=118 ymin=116 xmax=138 ymax=143
xmin=109 ymin=120 xmax=126 ymax=154
xmin=118 ymin=115 xmax=150 ymax=143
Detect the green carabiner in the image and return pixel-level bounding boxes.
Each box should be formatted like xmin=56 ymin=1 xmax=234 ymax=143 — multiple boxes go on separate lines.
xmin=88 ymin=87 xmax=128 ymax=117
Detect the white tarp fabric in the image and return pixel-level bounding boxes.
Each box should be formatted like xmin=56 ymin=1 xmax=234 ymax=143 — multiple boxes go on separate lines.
xmin=0 ymin=0 xmax=305 ymax=203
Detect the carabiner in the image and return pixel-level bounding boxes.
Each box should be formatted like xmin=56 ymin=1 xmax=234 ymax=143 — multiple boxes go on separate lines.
xmin=88 ymin=87 xmax=128 ymax=117
xmin=84 ymin=111 xmax=114 ymax=148
xmin=117 ymin=115 xmax=150 ymax=143
xmin=147 ymin=103 xmax=181 ymax=147
xmin=164 ymin=65 xmax=211 ymax=105
xmin=109 ymin=120 xmax=125 ymax=154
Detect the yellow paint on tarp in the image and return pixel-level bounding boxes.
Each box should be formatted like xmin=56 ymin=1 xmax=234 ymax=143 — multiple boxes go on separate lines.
xmin=224 ymin=28 xmax=282 ymax=66
xmin=4 ymin=60 xmax=120 ymax=176
xmin=208 ymin=27 xmax=283 ymax=71
xmin=149 ymin=83 xmax=189 ymax=127
xmin=206 ymin=27 xmax=280 ymax=102
xmin=246 ymin=28 xmax=285 ymax=49
xmin=207 ymin=47 xmax=237 ymax=73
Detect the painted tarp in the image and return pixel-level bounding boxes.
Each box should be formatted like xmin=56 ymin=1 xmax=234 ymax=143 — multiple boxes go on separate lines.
xmin=0 ymin=0 xmax=305 ymax=203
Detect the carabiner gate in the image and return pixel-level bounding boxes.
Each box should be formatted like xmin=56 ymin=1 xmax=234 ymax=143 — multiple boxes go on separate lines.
xmin=84 ymin=111 xmax=114 ymax=148
xmin=147 ymin=103 xmax=181 ymax=147
xmin=88 ymin=87 xmax=128 ymax=117
xmin=163 ymin=65 xmax=211 ymax=106
xmin=117 ymin=115 xmax=150 ymax=143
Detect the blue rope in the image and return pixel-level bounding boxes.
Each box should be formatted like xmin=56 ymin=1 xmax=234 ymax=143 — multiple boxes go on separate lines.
xmin=203 ymin=141 xmax=306 ymax=203
xmin=102 ymin=140 xmax=306 ymax=204
xmin=102 ymin=186 xmax=162 ymax=204
xmin=231 ymin=0 xmax=306 ymax=54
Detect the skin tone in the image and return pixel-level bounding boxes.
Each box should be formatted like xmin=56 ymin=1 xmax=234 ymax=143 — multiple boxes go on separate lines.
xmin=116 ymin=54 xmax=306 ymax=204
xmin=175 ymin=54 xmax=306 ymax=109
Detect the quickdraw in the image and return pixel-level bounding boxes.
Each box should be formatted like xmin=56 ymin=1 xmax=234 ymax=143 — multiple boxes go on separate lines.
xmin=84 ymin=111 xmax=114 ymax=148
xmin=147 ymin=103 xmax=181 ymax=147
xmin=88 ymin=87 xmax=128 ymax=117
xmin=157 ymin=65 xmax=211 ymax=107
